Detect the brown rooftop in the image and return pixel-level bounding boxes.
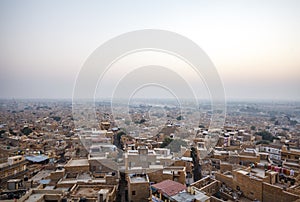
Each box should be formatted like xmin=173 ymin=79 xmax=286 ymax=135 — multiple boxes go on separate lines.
xmin=151 ymin=179 xmax=186 ymax=197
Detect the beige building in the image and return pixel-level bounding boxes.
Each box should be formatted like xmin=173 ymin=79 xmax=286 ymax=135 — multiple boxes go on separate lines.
xmin=124 ymin=146 xmax=157 ymax=170
xmin=215 ymin=167 xmax=300 ymax=201
xmin=0 ymin=156 xmax=28 ymax=187
xmin=281 ymin=145 xmax=300 ymax=169
xmin=147 ymin=166 xmax=186 ymax=185
xmin=127 ymin=173 xmax=150 ymax=202
xmin=64 ymin=158 xmax=90 ymax=173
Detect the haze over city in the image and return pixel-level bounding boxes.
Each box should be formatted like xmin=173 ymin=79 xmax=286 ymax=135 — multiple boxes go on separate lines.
xmin=0 ymin=0 xmax=299 ymax=100
xmin=1 ymin=1 xmax=300 ymax=202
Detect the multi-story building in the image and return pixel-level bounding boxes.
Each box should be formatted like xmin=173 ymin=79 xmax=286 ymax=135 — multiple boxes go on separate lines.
xmin=147 ymin=166 xmax=186 ymax=185
xmin=0 ymin=156 xmax=28 ymax=187
xmin=215 ymin=167 xmax=300 ymax=201
xmin=281 ymin=145 xmax=300 ymax=169
xmin=127 ymin=173 xmax=150 ymax=202
xmin=124 ymin=146 xmax=157 ymax=170
xmin=259 ymin=144 xmax=281 ymax=162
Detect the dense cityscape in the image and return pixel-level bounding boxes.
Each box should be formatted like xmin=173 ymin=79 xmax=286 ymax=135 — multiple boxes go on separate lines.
xmin=1 ymin=1 xmax=300 ymax=202
xmin=0 ymin=99 xmax=299 ymax=201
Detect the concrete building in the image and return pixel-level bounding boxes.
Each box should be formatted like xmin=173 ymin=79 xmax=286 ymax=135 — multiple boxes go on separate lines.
xmin=64 ymin=158 xmax=90 ymax=173
xmin=281 ymin=145 xmax=300 ymax=169
xmin=70 ymin=184 xmax=117 ymax=202
xmin=259 ymin=144 xmax=281 ymax=162
xmin=147 ymin=166 xmax=186 ymax=185
xmin=151 ymin=179 xmax=186 ymax=202
xmin=0 ymin=156 xmax=28 ymax=187
xmin=127 ymin=173 xmax=150 ymax=202
xmin=56 ymin=158 xmax=119 ymax=188
xmin=124 ymin=146 xmax=157 ymax=170
xmin=215 ymin=167 xmax=300 ymax=201
xmin=191 ymin=176 xmax=220 ymax=198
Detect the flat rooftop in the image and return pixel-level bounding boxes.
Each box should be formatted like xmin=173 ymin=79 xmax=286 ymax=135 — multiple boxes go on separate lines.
xmin=24 ymin=193 xmax=44 ymax=202
xmin=251 ymin=168 xmax=266 ymax=178
xmin=289 ymin=148 xmax=300 ymax=153
xmin=171 ymin=191 xmax=210 ymax=202
xmin=73 ymin=187 xmax=111 ymax=198
xmin=0 ymin=162 xmax=9 ymax=169
xmin=163 ymin=166 xmax=185 ymax=171
xmin=129 ymin=174 xmax=149 ymax=183
xmin=30 ymin=170 xmax=52 ymax=182
xmin=77 ymin=172 xmax=92 ymax=180
xmin=237 ymin=170 xmax=249 ymax=175
xmin=65 ymin=159 xmax=89 ymax=167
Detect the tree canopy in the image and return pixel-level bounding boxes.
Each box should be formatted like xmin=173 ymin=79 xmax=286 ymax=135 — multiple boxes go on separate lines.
xmin=255 ymin=130 xmax=278 ymax=142
xmin=21 ymin=127 xmax=32 ymax=136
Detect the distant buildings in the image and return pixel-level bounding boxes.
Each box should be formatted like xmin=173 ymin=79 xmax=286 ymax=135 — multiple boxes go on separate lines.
xmin=0 ymin=100 xmax=300 ymax=201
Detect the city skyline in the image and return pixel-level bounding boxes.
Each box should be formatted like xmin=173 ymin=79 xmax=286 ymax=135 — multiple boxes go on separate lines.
xmin=1 ymin=1 xmax=300 ymax=201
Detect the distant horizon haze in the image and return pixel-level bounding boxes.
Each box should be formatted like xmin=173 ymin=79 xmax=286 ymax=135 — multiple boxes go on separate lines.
xmin=0 ymin=0 xmax=299 ymax=101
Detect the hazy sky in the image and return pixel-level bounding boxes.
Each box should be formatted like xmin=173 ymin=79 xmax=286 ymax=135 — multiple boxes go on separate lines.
xmin=0 ymin=0 xmax=299 ymax=100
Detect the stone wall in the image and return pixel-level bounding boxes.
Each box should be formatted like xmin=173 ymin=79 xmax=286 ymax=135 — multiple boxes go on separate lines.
xmin=128 ymin=181 xmax=150 ymax=202
xmin=147 ymin=169 xmax=186 ymax=185
xmin=233 ymin=170 xmax=263 ymax=201
xmin=220 ymin=163 xmax=233 ymax=173
xmin=199 ymin=180 xmax=220 ymax=196
xmin=64 ymin=165 xmax=89 ymax=173
xmin=215 ymin=172 xmax=234 ymax=188
xmin=262 ymin=182 xmax=300 ymax=202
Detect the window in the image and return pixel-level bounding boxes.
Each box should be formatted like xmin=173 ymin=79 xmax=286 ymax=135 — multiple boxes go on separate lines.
xmin=132 ymin=191 xmax=136 ymax=195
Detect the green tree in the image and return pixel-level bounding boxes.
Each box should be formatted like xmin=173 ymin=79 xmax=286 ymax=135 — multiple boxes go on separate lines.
xmin=255 ymin=131 xmax=278 ymax=142
xmin=160 ymin=137 xmax=173 ymax=148
xmin=191 ymin=146 xmax=201 ymax=181
xmin=51 ymin=116 xmax=61 ymax=122
xmin=114 ymin=131 xmax=126 ymax=150
xmin=21 ymin=127 xmax=32 ymax=136
xmin=198 ymin=125 xmax=205 ymax=129
xmin=256 ymin=140 xmax=270 ymax=145
xmin=176 ymin=115 xmax=183 ymax=121
xmin=139 ymin=119 xmax=146 ymax=124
